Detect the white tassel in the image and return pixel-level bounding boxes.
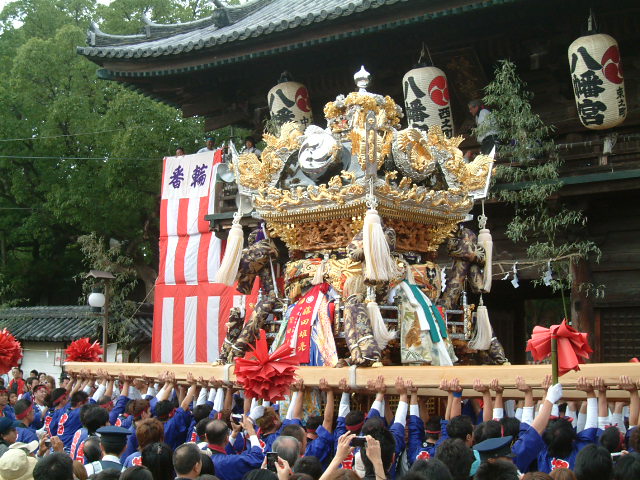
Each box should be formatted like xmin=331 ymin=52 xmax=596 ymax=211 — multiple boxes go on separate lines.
xmin=478 ymin=228 xmax=493 ymax=293
xmin=468 ymin=297 xmax=492 ymax=350
xmin=311 ymin=254 xmax=328 ymax=285
xmin=405 ymin=263 xmax=416 ymax=284
xmin=363 ymin=209 xmax=400 ymax=282
xmin=214 ymin=213 xmax=244 ymax=286
xmin=366 ymin=289 xmax=396 ymax=350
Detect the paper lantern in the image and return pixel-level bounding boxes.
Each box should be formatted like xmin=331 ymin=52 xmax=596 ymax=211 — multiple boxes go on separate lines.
xmin=568 ymin=32 xmax=626 ymax=130
xmin=267 ymin=72 xmax=313 ymax=128
xmin=402 ymin=65 xmax=453 ymax=137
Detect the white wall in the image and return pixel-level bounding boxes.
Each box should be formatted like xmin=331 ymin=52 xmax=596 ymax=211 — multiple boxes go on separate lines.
xmin=20 ymin=342 xmax=65 ymax=379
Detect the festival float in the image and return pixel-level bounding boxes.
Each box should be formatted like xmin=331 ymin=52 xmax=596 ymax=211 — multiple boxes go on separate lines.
xmin=67 ymin=67 xmax=635 ymax=399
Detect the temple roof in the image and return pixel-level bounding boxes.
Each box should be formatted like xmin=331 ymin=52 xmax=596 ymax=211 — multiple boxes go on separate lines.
xmin=78 ymin=0 xmax=515 ymax=64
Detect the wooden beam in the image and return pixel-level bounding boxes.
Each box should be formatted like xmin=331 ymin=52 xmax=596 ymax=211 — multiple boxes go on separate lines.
xmin=65 ymin=362 xmax=639 ymax=397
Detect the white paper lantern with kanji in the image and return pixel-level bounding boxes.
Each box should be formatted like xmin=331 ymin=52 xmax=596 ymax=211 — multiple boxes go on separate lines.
xmin=402 ymin=65 xmax=453 ymax=136
xmin=568 ymin=33 xmax=626 ymax=130
xmin=268 ymin=75 xmax=313 ymax=128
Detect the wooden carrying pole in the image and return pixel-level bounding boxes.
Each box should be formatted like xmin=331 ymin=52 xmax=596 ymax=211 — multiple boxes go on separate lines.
xmin=65 ymin=362 xmax=638 ymax=398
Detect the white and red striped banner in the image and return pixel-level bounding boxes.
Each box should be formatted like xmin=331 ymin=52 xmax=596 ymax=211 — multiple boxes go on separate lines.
xmin=152 ymin=151 xmax=257 ymax=363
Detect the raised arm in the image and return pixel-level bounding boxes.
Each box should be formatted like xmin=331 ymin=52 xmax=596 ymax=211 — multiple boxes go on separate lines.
xmin=490 ymin=379 xmax=504 ymax=420
xmin=594 ymin=377 xmax=609 ymax=429
xmin=530 ymin=375 xmax=561 ymax=436
xmin=449 ymin=378 xmax=463 ymax=419
xmin=473 ymin=379 xmax=493 ymax=423
xmin=619 ymin=376 xmax=639 ymax=428
xmin=319 ymin=378 xmax=334 ymax=433
xmin=516 ymin=376 xmax=535 ymax=425
xmin=180 ymin=373 xmax=197 ymax=411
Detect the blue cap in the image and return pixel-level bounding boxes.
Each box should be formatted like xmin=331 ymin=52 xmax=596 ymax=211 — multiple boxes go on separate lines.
xmin=0 ymin=417 xmax=15 ymax=435
xmin=473 ymin=435 xmax=515 ymax=461
xmin=96 ymin=426 xmax=132 ymax=438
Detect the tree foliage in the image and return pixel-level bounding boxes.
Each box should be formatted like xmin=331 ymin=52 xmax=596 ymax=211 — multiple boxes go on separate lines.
xmin=0 ymin=0 xmax=218 ymax=311
xmin=477 ymin=60 xmax=601 ymax=291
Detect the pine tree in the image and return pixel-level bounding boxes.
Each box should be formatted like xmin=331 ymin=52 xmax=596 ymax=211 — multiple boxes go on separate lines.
xmin=477 ymin=60 xmax=601 ymax=292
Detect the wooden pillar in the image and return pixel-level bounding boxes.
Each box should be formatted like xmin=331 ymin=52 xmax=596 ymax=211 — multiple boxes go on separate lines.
xmin=570 ymin=258 xmax=599 ymax=361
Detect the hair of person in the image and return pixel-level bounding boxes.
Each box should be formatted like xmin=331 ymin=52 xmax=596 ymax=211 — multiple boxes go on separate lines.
xmin=100 ymin=431 xmax=128 ymax=456
xmin=361 ymin=416 xmax=385 ymax=436
xmin=321 ymin=470 xmax=361 ymax=480
xmin=281 ymin=424 xmax=306 ymax=445
xmin=408 ymin=458 xmax=453 ymax=480
xmin=521 ymin=472 xmax=553 ymax=480
xmin=97 ymin=394 xmax=112 ymax=407
xmin=425 ymin=415 xmax=443 ymax=436
xmin=130 ymin=399 xmax=151 ymax=420
xmin=600 ymin=425 xmax=623 ymax=453
xmin=198 ymin=476 xmax=221 ymax=480
xmin=193 ymin=404 xmax=213 ymax=422
xmin=205 ymin=419 xmax=229 ymax=446
xmin=242 ymin=469 xmax=278 ymax=480
xmin=612 ymin=451 xmax=640 ymax=480
xmin=361 ymin=427 xmax=396 ymax=475
xmin=70 ymin=390 xmax=89 ymax=408
xmin=272 ymin=435 xmax=301 ymax=468
xmin=80 ymin=403 xmax=109 ymax=434
xmin=293 ymin=456 xmax=323 ymax=480
xmin=446 ymin=415 xmax=473 ymax=441
xmin=14 ymin=398 xmax=32 ymax=417
xmin=473 ymin=419 xmax=502 ymax=444
xmin=136 ymin=418 xmax=165 ymax=450
xmin=155 ymin=399 xmax=175 ymax=420
xmin=72 ymin=460 xmax=88 ymax=480
xmin=435 ymin=438 xmax=474 ymax=480
xmin=83 ymin=436 xmax=102 ymax=463
xmin=474 ymin=460 xmax=519 ymax=480
xmin=46 ymin=375 xmax=57 ymax=389
xmin=344 ymin=410 xmax=365 ymax=427
xmin=256 ymin=407 xmax=279 ymax=432
xmin=200 ymin=453 xmax=215 ymax=475
xmin=542 ymin=418 xmax=576 ymax=459
xmin=93 ymin=471 xmax=120 ymax=480
xmin=120 ymin=466 xmax=154 ymax=480
xmin=142 ymin=442 xmax=174 ymax=480
xmin=245 ymin=136 xmax=256 ymax=145
xmin=499 ymin=417 xmax=521 ymax=441
xmin=549 ymin=468 xmax=577 ymax=480
xmin=173 ymin=443 xmax=202 ymax=476
xmin=574 ymin=444 xmax=613 ymax=480
xmin=305 ymin=416 xmax=323 ymax=432
xmin=27 ymin=377 xmax=39 ymax=388
xmin=291 ymin=473 xmax=315 ymax=480
xmin=468 ymin=99 xmax=483 ymax=108
xmin=50 ymin=387 xmax=67 ymax=407
xmin=196 ymin=418 xmax=213 ymax=438
xmin=29 ymin=369 xmax=38 ymax=377
xmin=630 ymin=428 xmax=639 ymax=452
xmin=33 ymin=452 xmax=73 ymax=480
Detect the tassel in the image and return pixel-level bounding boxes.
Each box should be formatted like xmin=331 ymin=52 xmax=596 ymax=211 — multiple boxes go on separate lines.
xmin=311 ymin=254 xmax=328 ymax=285
xmin=469 ymin=296 xmax=493 ymax=350
xmin=215 ymin=213 xmax=244 ymax=286
xmin=366 ymin=288 xmax=396 ymax=350
xmin=363 ymin=208 xmax=400 ymax=282
xmin=405 ymin=262 xmax=416 ymax=284
xmin=477 ymin=203 xmax=493 ymax=293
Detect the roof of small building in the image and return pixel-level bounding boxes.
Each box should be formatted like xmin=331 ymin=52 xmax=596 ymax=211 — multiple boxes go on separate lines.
xmin=0 ymin=306 xmax=153 ymax=343
xmin=78 ymin=0 xmax=516 ymax=62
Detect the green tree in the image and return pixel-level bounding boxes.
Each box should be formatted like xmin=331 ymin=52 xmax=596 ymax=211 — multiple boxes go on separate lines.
xmin=478 ymin=60 xmax=601 ymax=294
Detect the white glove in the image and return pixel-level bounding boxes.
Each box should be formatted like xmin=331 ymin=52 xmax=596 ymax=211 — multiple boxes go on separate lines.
xmin=248 ymin=405 xmax=265 ymax=422
xmin=546 ymin=383 xmax=563 ymax=404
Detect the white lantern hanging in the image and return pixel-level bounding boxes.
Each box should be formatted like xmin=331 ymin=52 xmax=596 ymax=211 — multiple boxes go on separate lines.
xmin=402 ymin=64 xmax=453 ymax=136
xmin=568 ymin=16 xmax=626 ymax=130
xmin=267 ymin=72 xmax=313 ymax=128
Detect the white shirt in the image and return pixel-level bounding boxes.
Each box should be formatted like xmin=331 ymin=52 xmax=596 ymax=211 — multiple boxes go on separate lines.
xmin=476 ymin=108 xmax=498 ymax=142
xmin=85 ymin=455 xmax=122 ymax=476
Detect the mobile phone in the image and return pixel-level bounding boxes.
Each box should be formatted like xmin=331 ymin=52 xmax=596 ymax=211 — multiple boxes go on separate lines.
xmin=44 ymin=440 xmax=51 ymax=448
xmin=350 ymin=436 xmax=367 ymax=448
xmin=231 ymin=414 xmax=243 ymax=425
xmin=266 ymin=452 xmax=278 ymax=472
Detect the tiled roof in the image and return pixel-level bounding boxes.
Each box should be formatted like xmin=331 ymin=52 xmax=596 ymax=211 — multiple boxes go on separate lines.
xmin=0 ymin=306 xmax=153 ymax=343
xmin=78 ymin=0 xmax=515 ymax=61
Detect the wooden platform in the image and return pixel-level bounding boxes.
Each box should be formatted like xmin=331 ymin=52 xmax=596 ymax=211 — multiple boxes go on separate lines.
xmin=65 ymin=362 xmax=640 ymax=399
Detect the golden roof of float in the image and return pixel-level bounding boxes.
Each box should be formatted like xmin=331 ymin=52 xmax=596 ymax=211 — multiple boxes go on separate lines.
xmin=230 ymin=67 xmax=493 ymax=253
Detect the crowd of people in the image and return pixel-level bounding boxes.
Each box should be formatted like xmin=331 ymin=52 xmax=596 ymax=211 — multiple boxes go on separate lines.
xmin=175 ymin=136 xmax=261 ymax=158
xmin=0 ymin=366 xmax=638 ymax=480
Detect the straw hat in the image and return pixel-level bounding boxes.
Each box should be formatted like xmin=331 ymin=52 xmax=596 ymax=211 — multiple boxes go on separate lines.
xmin=0 ymin=449 xmax=36 ymax=480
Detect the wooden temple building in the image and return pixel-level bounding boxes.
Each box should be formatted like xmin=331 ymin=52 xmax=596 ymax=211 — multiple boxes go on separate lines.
xmin=77 ymin=0 xmax=640 ymax=372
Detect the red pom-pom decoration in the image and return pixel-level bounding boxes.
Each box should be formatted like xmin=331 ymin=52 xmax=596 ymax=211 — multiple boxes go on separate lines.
xmin=0 ymin=329 xmax=23 ymax=374
xmin=65 ymin=338 xmax=103 ymax=362
xmin=526 ymin=319 xmax=592 ymax=376
xmin=234 ymin=330 xmax=299 ymax=402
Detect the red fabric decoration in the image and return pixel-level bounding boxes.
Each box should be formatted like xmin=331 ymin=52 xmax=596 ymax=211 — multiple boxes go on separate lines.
xmin=234 ymin=330 xmax=298 ymax=402
xmin=526 ymin=319 xmax=592 ymax=376
xmin=65 ymin=338 xmax=103 ymax=362
xmin=0 ymin=329 xmax=23 ymax=374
